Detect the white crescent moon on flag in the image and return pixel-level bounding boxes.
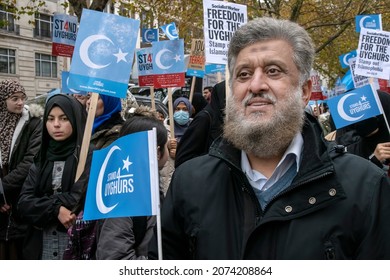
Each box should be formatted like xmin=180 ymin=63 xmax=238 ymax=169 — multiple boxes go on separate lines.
xmin=144 ymin=29 xmax=152 ymax=43
xmin=343 ymin=53 xmax=352 ymax=67
xmin=165 ymin=23 xmax=177 ymax=39
xmin=96 ymin=145 xmax=120 ymax=214
xmin=66 ymin=77 xmax=80 ymax=93
xmin=80 ymin=34 xmax=113 ymax=69
xmin=155 ymin=48 xmax=173 ymax=70
xmin=337 ymin=93 xmax=364 ymax=122
xmin=359 ymin=16 xmax=371 ymax=29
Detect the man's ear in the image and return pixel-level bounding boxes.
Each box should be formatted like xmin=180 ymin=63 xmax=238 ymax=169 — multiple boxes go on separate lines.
xmin=301 ymin=79 xmax=312 ymax=107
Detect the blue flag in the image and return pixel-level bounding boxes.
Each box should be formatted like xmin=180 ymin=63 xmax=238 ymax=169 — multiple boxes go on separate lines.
xmin=61 ymin=71 xmax=87 ymax=95
xmin=68 ymin=9 xmax=140 ymax=98
xmin=355 ymin=14 xmax=382 ymax=33
xmin=152 ymin=39 xmax=185 ymax=74
xmin=160 ymin=22 xmax=179 ymax=40
xmin=205 ymin=63 xmax=226 ymax=74
xmin=327 ymin=84 xmax=383 ymax=129
xmin=142 ymin=28 xmax=159 ymax=43
xmin=83 ymin=130 xmax=159 ymax=220
xmin=339 ymin=50 xmax=357 ymax=69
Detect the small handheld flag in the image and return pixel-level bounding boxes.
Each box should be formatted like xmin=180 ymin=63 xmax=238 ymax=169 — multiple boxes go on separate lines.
xmin=327 ymin=84 xmax=383 ymax=129
xmin=83 ymin=130 xmax=159 ymax=220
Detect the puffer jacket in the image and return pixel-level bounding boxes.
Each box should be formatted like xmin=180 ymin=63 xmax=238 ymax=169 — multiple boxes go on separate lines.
xmin=152 ymin=114 xmax=390 ymax=259
xmin=0 ymin=105 xmax=42 ymax=241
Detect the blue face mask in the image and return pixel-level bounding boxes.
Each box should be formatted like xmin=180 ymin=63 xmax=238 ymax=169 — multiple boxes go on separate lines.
xmin=174 ymin=110 xmax=190 ymax=125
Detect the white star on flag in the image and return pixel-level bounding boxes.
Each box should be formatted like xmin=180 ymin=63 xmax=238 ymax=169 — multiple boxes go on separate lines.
xmin=361 ymin=95 xmax=367 ymax=102
xmin=174 ymin=54 xmax=181 ymax=62
xmin=113 ymin=49 xmax=128 ymax=63
xmin=122 ymin=156 xmax=132 ymax=171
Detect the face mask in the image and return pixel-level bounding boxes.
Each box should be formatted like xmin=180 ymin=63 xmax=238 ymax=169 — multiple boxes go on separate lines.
xmin=174 ymin=110 xmax=190 ymax=125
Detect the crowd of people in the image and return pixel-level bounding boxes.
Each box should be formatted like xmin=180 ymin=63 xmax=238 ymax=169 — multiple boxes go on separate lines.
xmin=1 ymin=16 xmax=390 ymax=260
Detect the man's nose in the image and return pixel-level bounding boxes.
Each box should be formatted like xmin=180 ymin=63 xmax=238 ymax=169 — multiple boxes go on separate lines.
xmin=249 ymin=69 xmax=269 ymax=94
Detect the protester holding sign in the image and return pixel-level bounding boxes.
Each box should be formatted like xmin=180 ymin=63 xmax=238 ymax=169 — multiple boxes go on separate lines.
xmin=96 ymin=107 xmax=168 ymax=260
xmin=0 ymin=80 xmax=42 ymax=260
xmin=18 ymin=94 xmax=93 ymax=259
xmin=150 ymin=17 xmax=390 ymax=259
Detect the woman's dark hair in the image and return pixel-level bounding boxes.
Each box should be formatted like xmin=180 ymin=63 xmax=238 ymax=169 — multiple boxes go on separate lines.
xmin=120 ymin=107 xmax=168 ymax=156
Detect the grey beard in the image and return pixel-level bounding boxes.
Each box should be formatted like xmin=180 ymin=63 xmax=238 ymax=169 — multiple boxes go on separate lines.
xmin=223 ymin=88 xmax=305 ymax=159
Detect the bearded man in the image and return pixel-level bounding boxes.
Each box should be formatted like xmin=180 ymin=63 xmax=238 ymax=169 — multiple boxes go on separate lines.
xmin=149 ymin=17 xmax=390 ymax=260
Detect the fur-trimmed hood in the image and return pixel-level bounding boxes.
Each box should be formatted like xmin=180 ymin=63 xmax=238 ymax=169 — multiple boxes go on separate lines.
xmin=26 ymin=103 xmax=44 ymax=118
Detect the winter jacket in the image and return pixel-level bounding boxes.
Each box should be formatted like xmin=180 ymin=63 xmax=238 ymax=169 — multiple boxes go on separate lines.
xmin=150 ymin=113 xmax=390 ymax=259
xmin=0 ymin=105 xmax=42 ymax=241
xmin=96 ymin=216 xmax=155 ymax=260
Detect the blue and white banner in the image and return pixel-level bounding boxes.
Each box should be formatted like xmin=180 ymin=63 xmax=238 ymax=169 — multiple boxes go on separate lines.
xmin=61 ymin=71 xmax=87 ymax=95
xmin=355 ymin=14 xmax=382 ymax=33
xmin=152 ymin=39 xmax=185 ymax=74
xmin=160 ymin=22 xmax=179 ymax=40
xmin=327 ymin=84 xmax=383 ymax=129
xmin=52 ymin=13 xmax=78 ymax=57
xmin=339 ymin=50 xmax=357 ymax=69
xmin=142 ymin=28 xmax=159 ymax=43
xmin=186 ymin=68 xmax=204 ymax=78
xmin=68 ymin=9 xmax=140 ymax=99
xmin=205 ymin=63 xmax=226 ymax=74
xmin=84 ymin=130 xmax=159 ymax=220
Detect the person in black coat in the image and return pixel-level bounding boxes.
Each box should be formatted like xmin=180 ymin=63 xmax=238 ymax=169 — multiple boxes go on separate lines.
xmin=335 ymin=90 xmax=390 ymax=168
xmin=18 ymin=94 xmax=93 ymax=259
xmin=175 ymin=81 xmax=226 ymax=168
xmin=0 ymin=79 xmax=42 ymax=259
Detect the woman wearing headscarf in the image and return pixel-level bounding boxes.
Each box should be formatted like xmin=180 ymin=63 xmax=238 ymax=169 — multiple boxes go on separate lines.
xmin=18 ymin=94 xmax=93 ymax=259
xmin=190 ymin=92 xmax=208 ymax=118
xmin=61 ymin=93 xmax=124 ymax=260
xmin=0 ymin=79 xmax=42 ymax=259
xmin=175 ymin=81 xmax=226 ymax=168
xmin=87 ymin=93 xmax=124 ymax=149
xmin=160 ymin=96 xmax=192 ymax=195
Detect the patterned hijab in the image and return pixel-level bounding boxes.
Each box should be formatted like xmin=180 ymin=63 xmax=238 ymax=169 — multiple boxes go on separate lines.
xmin=0 ymin=79 xmax=26 ymax=165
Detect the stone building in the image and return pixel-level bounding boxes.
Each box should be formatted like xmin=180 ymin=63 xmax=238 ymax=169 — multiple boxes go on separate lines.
xmin=0 ymin=0 xmax=69 ymax=98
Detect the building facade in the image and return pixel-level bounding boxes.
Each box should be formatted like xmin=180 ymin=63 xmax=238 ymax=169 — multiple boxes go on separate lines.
xmin=0 ymin=0 xmax=69 ymax=98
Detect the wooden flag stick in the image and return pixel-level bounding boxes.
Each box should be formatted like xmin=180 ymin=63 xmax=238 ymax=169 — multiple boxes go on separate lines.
xmin=189 ymin=76 xmax=196 ymax=103
xmin=167 ymin=88 xmax=175 ymax=138
xmin=150 ymin=86 xmax=156 ymax=111
xmin=75 ymin=92 xmax=98 ymax=182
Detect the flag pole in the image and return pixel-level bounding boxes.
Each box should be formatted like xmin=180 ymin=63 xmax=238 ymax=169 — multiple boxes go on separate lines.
xmin=189 ymin=76 xmax=196 ymax=103
xmin=150 ymin=86 xmax=156 ymax=111
xmin=156 ymin=195 xmax=163 ymax=260
xmin=75 ymin=92 xmax=98 ymax=181
xmin=168 ymin=88 xmax=175 ymax=137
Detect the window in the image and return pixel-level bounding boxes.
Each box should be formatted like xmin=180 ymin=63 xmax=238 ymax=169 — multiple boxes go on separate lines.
xmin=34 ymin=13 xmax=53 ymax=38
xmin=0 ymin=48 xmax=16 ymax=74
xmin=35 ymin=53 xmax=57 ymax=77
xmin=0 ymin=5 xmax=16 ymax=32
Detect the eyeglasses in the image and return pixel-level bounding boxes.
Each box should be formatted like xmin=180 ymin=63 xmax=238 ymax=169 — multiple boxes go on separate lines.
xmin=8 ymin=96 xmax=27 ymax=103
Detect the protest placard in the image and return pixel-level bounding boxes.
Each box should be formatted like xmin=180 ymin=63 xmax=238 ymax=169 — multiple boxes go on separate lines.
xmin=355 ymin=28 xmax=390 ymax=80
xmin=52 ymin=13 xmax=78 ymax=57
xmin=203 ymin=0 xmax=247 ymax=64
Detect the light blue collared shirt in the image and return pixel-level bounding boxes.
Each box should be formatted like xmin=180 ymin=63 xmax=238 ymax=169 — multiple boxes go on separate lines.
xmin=241 ymin=133 xmax=303 ymax=192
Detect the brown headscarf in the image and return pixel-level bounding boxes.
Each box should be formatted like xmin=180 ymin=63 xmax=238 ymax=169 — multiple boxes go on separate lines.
xmin=0 ymin=79 xmax=26 ymax=166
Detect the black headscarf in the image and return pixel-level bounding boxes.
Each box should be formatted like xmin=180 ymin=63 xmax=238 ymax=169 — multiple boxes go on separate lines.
xmin=191 ymin=92 xmax=208 ymax=117
xmin=37 ymin=94 xmax=87 ymax=195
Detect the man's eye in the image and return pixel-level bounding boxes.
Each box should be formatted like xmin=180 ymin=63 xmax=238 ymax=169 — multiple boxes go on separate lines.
xmin=267 ymin=68 xmax=282 ymax=75
xmin=237 ymin=71 xmax=250 ymax=78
